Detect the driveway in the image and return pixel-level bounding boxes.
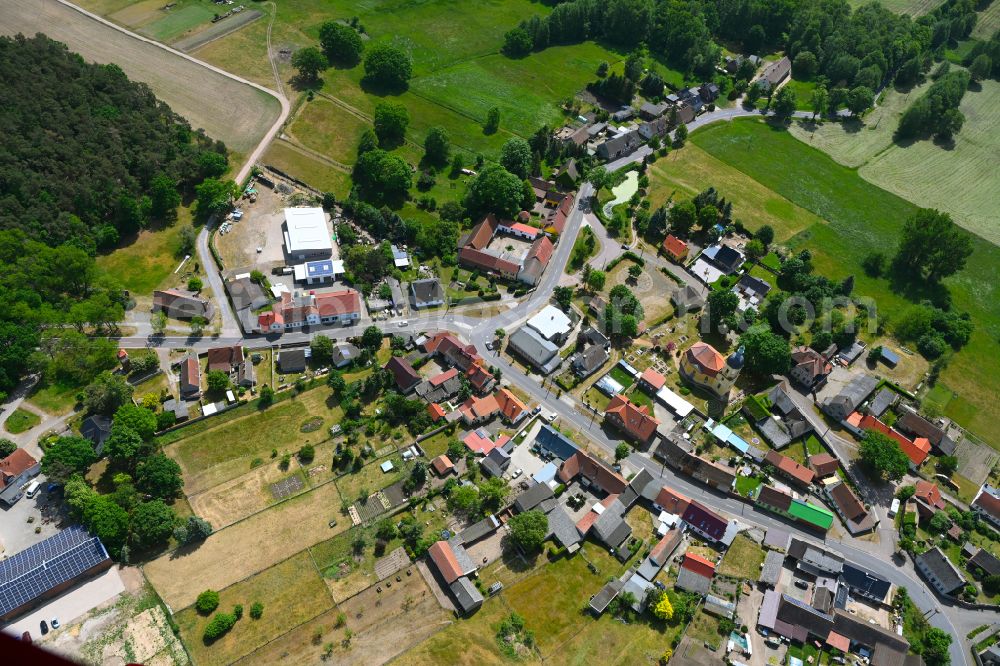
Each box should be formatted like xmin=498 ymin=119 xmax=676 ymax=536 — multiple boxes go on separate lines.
xmin=0 ymin=478 xmax=67 ymax=556
xmin=0 ymin=567 xmax=125 ymax=639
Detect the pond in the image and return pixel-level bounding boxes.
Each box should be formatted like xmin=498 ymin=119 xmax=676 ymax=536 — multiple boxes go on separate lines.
xmin=602 ymin=170 xmax=639 ymax=216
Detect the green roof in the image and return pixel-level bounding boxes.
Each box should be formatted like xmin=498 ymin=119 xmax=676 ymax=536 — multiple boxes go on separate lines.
xmin=788 ymin=499 xmax=834 ymax=530
xmin=743 ymin=394 xmax=770 ymax=421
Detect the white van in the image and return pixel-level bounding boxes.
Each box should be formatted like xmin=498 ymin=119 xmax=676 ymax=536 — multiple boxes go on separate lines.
xmin=25 ymin=480 xmax=40 ymax=499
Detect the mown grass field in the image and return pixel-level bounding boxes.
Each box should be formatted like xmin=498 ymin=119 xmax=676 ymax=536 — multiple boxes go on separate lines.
xmin=646 ymin=143 xmax=824 ymax=242
xmin=143 ymin=480 xmax=346 ymax=609
xmin=847 ymin=0 xmax=944 ymax=15
xmin=174 ymin=550 xmax=334 ymax=666
xmin=974 ymin=0 xmax=1000 ymax=39
xmin=692 ymin=118 xmax=1000 ymax=444
xmin=260 ymin=140 xmax=352 ymax=196
xmin=289 ymin=97 xmax=371 ymax=165
xmin=1 ymin=0 xmax=281 ymax=155
xmin=3 ymin=408 xmax=40 ymax=434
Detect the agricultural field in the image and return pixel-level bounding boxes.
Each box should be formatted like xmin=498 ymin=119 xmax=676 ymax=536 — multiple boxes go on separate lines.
xmin=646 ymin=144 xmax=825 ymax=242
xmin=261 ymin=140 xmax=353 ymax=196
xmin=692 ymin=118 xmax=1000 ymax=444
xmin=174 ymin=551 xmax=335 ymax=666
xmin=973 ymin=0 xmax=1000 ymax=39
xmin=0 ymin=0 xmax=281 ymax=156
xmin=847 ymin=0 xmax=945 ymax=15
xmin=790 ymin=79 xmax=1000 ymax=247
xmin=143 ymin=479 xmax=347 ymax=609
xmin=288 ymin=97 xmax=372 ymax=166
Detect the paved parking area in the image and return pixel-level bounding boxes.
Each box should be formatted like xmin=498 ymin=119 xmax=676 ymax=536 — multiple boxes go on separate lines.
xmin=506 ymin=442 xmax=547 ymax=482
xmin=0 ymin=480 xmax=66 ymax=557
xmin=1 ymin=567 xmax=125 ymax=639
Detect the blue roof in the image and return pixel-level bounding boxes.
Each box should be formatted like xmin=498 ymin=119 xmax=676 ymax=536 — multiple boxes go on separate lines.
xmin=306 ymin=259 xmax=334 ymax=277
xmin=0 ymin=525 xmax=109 ymax=617
xmin=881 ymin=347 xmax=900 ymax=365
xmin=535 ymin=425 xmax=579 ymax=460
xmin=533 ymin=462 xmax=558 ymax=484
xmin=727 ymin=433 xmax=750 ymax=453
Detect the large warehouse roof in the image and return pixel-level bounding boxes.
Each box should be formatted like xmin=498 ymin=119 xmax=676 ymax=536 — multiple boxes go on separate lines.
xmin=284 ymin=207 xmax=333 ymax=254
xmin=0 ymin=525 xmax=110 ymax=619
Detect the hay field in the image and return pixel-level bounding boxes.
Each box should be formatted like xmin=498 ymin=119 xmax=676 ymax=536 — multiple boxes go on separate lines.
xmin=0 ymin=0 xmax=281 ymax=154
xmin=647 ymin=144 xmax=825 ymax=242
xmin=175 ymin=551 xmax=334 ymax=666
xmin=974 ymin=0 xmax=1000 ymax=39
xmin=789 ymin=79 xmax=935 ymax=168
xmin=261 ymin=140 xmax=353 ymax=196
xmin=859 ymin=80 xmax=1000 ymax=247
xmin=144 ymin=480 xmax=346 ymax=609
xmin=848 ymin=0 xmax=945 ymax=15
xmin=289 ymin=97 xmax=371 ymax=166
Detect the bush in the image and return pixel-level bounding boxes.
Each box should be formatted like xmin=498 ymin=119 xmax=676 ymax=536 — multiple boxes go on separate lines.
xmin=203 ymin=611 xmax=237 ymax=641
xmin=196 ymin=590 xmax=220 ymax=615
xmin=250 ymin=602 xmax=264 ymax=619
xmin=233 ymin=604 xmax=244 ymax=620
xmin=299 ymin=444 xmax=315 ymax=464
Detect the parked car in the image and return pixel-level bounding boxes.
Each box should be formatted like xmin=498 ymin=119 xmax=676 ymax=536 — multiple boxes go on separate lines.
xmin=511 ymin=468 xmax=523 ymax=479
xmin=51 ymin=617 xmax=59 ymax=629
xmin=39 ymin=621 xmax=48 ymax=635
xmin=794 ymin=579 xmax=808 ymax=589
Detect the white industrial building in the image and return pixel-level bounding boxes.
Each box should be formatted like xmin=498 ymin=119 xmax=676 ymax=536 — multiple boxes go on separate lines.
xmin=283 ymin=207 xmax=333 ymax=259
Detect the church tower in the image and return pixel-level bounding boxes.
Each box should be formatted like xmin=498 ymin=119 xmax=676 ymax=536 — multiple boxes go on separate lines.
xmin=718 ymin=345 xmax=744 ymax=394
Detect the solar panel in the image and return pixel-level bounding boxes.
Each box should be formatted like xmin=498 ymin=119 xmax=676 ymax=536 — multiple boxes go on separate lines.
xmin=306 ymin=260 xmax=334 ymax=277
xmin=0 ymin=525 xmax=110 ymax=617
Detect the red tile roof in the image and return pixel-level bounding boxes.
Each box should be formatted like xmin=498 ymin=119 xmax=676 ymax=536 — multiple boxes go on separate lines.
xmin=510 ymin=222 xmax=540 ymax=238
xmin=685 ymin=341 xmax=726 ymax=375
xmin=0 ymin=449 xmax=38 ymax=489
xmin=460 ymin=394 xmax=500 ymax=423
xmin=428 ymin=403 xmax=447 ymax=421
xmin=385 ymin=356 xmax=421 ymax=391
xmin=605 ymin=394 xmax=660 ymax=443
xmin=826 ymin=631 xmax=851 ymax=652
xmin=640 ymin=368 xmax=667 ymax=391
xmin=974 ymin=487 xmax=1000 ymax=522
xmin=765 ymin=450 xmax=816 ymax=487
xmin=915 ymin=480 xmax=945 ymax=511
xmin=463 ymin=214 xmax=499 ymax=250
xmin=206 ymin=345 xmax=244 ymax=372
xmin=662 ymin=234 xmax=688 ymax=259
xmin=829 ymin=482 xmax=867 ymax=521
xmin=791 ymin=346 xmax=833 ymax=382
xmin=315 ymin=289 xmax=361 ymax=317
xmin=655 ymin=486 xmax=691 ymax=515
xmin=494 ymin=388 xmax=527 ymax=422
xmin=422 ymin=331 xmax=463 ymax=354
xmin=429 ymin=368 xmax=459 ymax=386
xmin=857 ymin=414 xmax=930 ymax=465
xmin=558 ymin=451 xmax=627 ymax=495
xmin=428 ymin=540 xmax=464 ymax=583
xmin=526 ymin=235 xmax=554 ymax=266
xmin=680 ymin=552 xmax=716 ymax=578
xmin=431 ymin=455 xmax=454 ymax=476
xmin=458 ymin=247 xmax=521 ymax=276
xmin=466 ymin=361 xmax=494 ymax=391
xmin=809 ymin=453 xmax=840 ymax=477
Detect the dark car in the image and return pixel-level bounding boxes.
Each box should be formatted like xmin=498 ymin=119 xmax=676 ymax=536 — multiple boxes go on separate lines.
xmin=794 ymin=579 xmax=809 ymax=589
xmin=39 ymin=620 xmax=48 ymax=635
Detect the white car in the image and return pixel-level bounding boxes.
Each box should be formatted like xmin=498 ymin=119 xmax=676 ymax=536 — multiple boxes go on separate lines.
xmin=511 ymin=468 xmax=523 ymax=479
xmin=51 ymin=617 xmax=60 ymax=629
xmin=397 ymin=321 xmax=409 ymax=328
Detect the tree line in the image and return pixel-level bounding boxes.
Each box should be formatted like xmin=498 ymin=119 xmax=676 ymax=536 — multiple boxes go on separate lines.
xmin=0 ymin=34 xmax=230 ymax=251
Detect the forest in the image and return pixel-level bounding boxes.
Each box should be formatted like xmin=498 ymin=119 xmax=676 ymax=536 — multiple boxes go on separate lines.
xmin=0 ymin=33 xmax=228 ymax=252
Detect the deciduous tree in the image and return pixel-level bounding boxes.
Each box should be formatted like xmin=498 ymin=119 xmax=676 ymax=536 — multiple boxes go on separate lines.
xmin=319 ymin=21 xmax=363 ymax=65
xmin=509 ymin=510 xmax=548 ymax=551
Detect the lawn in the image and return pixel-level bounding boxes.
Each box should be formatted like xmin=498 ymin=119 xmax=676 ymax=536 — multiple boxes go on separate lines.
xmin=174 ymin=550 xmax=334 ymax=666
xmin=334 ymin=453 xmax=408 ymax=505
xmin=687 ymin=610 xmax=722 ymax=650
xmin=846 ymin=0 xmax=944 ymax=14
xmin=144 ymin=480 xmax=346 ymax=609
xmin=782 ymin=77 xmax=818 ymax=111
xmin=162 ymin=387 xmax=343 ymax=494
xmin=3 ymin=408 xmax=40 ymax=434
xmin=288 ymin=97 xmax=371 ymax=166
xmin=646 ymin=143 xmax=824 ymax=242
xmin=691 ymin=118 xmax=1000 ymax=445
xmin=734 ymin=475 xmax=763 ymax=498
xmin=96 ymin=218 xmax=192 ymax=294
xmin=629 ymin=387 xmax=655 ymax=410
xmin=25 ymin=380 xmax=81 ymax=416
xmin=260 ymin=140 xmax=352 ymax=197
xmin=717 ymin=533 xmax=766 ymax=579
xmin=608 ymin=365 xmax=636 ymax=388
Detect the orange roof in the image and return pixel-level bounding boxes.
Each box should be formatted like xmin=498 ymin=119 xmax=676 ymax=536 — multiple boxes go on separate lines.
xmin=427 ymin=403 xmax=447 ymax=421
xmin=463 ymin=394 xmax=499 ymax=420
xmin=463 ymin=214 xmax=499 ymax=250
xmin=605 ymin=394 xmax=660 ymax=442
xmin=510 ymin=222 xmax=540 ymax=238
xmin=466 ymin=361 xmax=494 ymax=391
xmin=655 ymin=486 xmax=691 ymax=515
xmin=526 ymin=235 xmax=554 ymax=266
xmin=558 ymin=451 xmax=627 ymax=495
xmin=117 ymin=348 xmax=129 ymax=359
xmin=314 ymin=289 xmax=361 ymax=317
xmin=680 ymin=552 xmax=716 ymax=578
xmin=429 ymin=368 xmax=459 ymax=386
xmin=686 ymin=341 xmax=726 ymax=375
xmin=915 ymin=480 xmax=945 ymax=510
xmin=0 ymin=449 xmax=38 ymax=489
xmin=494 ymin=388 xmax=527 ymax=422
xmin=662 ymin=234 xmax=688 ymax=259
xmin=431 ymin=455 xmax=454 ymax=476
xmin=826 ymin=631 xmax=851 ymax=652
xmin=640 ymin=367 xmax=667 ymax=390
xmin=428 ymin=541 xmax=463 ymax=583
xmin=765 ymin=450 xmax=816 ymax=487
xmin=858 ymin=414 xmax=929 ymax=465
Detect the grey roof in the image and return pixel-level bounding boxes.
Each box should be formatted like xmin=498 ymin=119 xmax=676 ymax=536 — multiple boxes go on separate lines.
xmin=596 ymin=130 xmax=642 ymax=159
xmin=513 ymin=482 xmax=555 ymax=513
xmin=622 ymin=572 xmax=653 ymax=611
xmin=582 ymin=327 xmax=609 ymax=347
xmin=592 ymin=499 xmax=632 ymax=549
xmin=410 ymin=278 xmax=445 ymax=306
xmin=507 ymin=326 xmax=561 ymax=374
xmin=676 ymin=566 xmax=712 ymax=595
xmin=842 ymin=562 xmax=892 ymax=601
xmin=764 ymin=527 xmax=790 ymax=550
xmin=767 ymin=383 xmax=797 ymax=415
xmin=449 ymin=576 xmax=484 ymax=613
xmin=331 ymin=343 xmax=361 ymax=368
xmin=80 ymin=415 xmax=112 ymax=450
xmin=969 ymin=548 xmax=1000 ymax=577
xmin=446 ymin=536 xmax=477 ymax=576
xmin=572 ymin=344 xmax=609 ymax=376
xmin=736 ymin=274 xmax=771 ymax=298
xmin=625 ymin=469 xmax=655 ymax=507
xmin=832 ymin=608 xmax=908 ymax=654
xmin=760 ymin=550 xmax=785 ymax=586
xmin=671 ymin=284 xmax=705 ymax=312
xmin=704 ymin=594 xmax=736 ymax=618
xmin=868 ymin=388 xmax=898 ymax=418
xmin=0 ymin=525 xmax=110 ymax=618
xmin=226 ymin=276 xmax=268 ymax=311
xmin=916 ymin=547 xmax=965 ymax=593
xmin=480 ymin=456 xmax=505 ymax=478
xmin=590 ymin=576 xmax=626 ymax=613
xmin=278 ymin=349 xmax=306 ymax=372
xmin=163 ymin=398 xmax=189 ymax=420
xmin=458 ymin=515 xmax=500 ymax=545
xmin=788 ymin=539 xmax=844 ymax=576
xmin=813 ymin=586 xmax=834 ymax=613
xmin=546 ymin=505 xmax=582 ymax=550
xmin=823 ymin=374 xmax=879 ymax=416
xmin=776 ymin=594 xmax=833 ymax=641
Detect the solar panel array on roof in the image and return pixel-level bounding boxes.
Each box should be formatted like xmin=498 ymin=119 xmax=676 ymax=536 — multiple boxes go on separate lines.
xmin=307 ymin=260 xmax=334 ymax=277
xmin=0 ymin=525 xmax=110 ymax=619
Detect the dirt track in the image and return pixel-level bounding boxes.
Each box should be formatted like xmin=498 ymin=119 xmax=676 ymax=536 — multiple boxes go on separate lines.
xmin=0 ymin=0 xmax=282 ymax=154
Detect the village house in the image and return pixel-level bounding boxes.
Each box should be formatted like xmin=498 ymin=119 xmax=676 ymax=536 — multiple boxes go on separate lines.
xmin=809 ymin=452 xmax=840 ymax=478
xmin=179 ymin=354 xmax=201 ymax=399
xmin=0 ymin=449 xmax=41 ymax=506
xmin=604 ymin=394 xmax=661 ymax=445
xmin=676 ymin=552 xmax=716 ymax=595
xmin=596 ymin=130 xmax=643 ymax=161
xmin=764 ymin=450 xmax=816 ymax=489
xmin=385 ymin=356 xmax=421 ymax=394
xmin=152 ymin=289 xmax=214 ymax=321
xmin=790 ymin=346 xmax=833 ymax=389
xmin=913 ymin=479 xmax=946 ymax=519
xmin=757 ymin=56 xmax=792 ymax=91
xmin=826 ymin=481 xmax=877 ymax=535
xmin=972 ymin=485 xmax=1000 ymax=530
xmin=916 ymin=547 xmax=966 ymax=595
xmin=661 ymin=234 xmax=689 ymax=263
xmin=821 ymin=374 xmax=879 ymax=421
xmin=257 ymin=289 xmax=362 ymax=332
xmin=410 ymin=278 xmax=445 ymax=309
